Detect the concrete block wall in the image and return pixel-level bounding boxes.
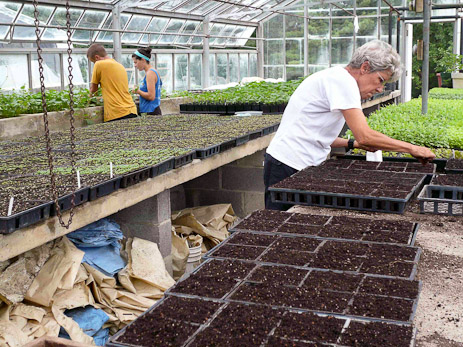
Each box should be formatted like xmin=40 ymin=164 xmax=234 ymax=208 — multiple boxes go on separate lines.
xmin=182 ymin=150 xmax=266 ymax=218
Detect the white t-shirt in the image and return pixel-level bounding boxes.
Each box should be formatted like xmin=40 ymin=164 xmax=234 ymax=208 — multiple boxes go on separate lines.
xmin=266 ymin=66 xmax=362 ymax=170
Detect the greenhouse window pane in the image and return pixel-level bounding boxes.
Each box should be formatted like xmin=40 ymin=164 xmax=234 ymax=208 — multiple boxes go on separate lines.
xmin=308 ymin=19 xmax=329 ymax=38
xmin=44 ymin=8 xmax=85 ymax=41
xmin=190 ymin=23 xmax=203 ymax=45
xmin=209 ymin=23 xmax=225 ymax=45
xmin=32 ymin=54 xmax=61 ymax=89
xmin=250 ymin=54 xmax=257 ymax=77
xmin=307 ymin=3 xmax=330 ymax=18
xmin=331 ymin=0 xmax=355 ymax=16
xmin=265 ymin=40 xmax=284 ymax=65
xmin=286 ymin=66 xmax=304 ymax=81
xmin=332 ymin=18 xmax=354 ymax=38
xmin=264 ymin=14 xmax=283 ymax=38
xmin=157 ymin=54 xmax=173 ymax=93
xmin=236 ymin=26 xmax=256 ymax=46
xmin=190 ymin=54 xmax=202 ymax=89
xmin=14 ymin=5 xmax=53 ymax=40
xmin=309 ymin=65 xmax=329 ymax=74
xmin=0 ymin=3 xmax=20 ymax=40
xmin=229 ymin=54 xmax=239 ymax=83
xmin=122 ymin=15 xmax=150 ymax=44
xmin=121 ymin=54 xmax=136 ymax=87
xmin=158 ymin=0 xmax=190 ymax=11
xmin=308 ymin=39 xmax=329 ymax=65
xmin=264 ymin=66 xmax=283 ymax=79
xmin=175 ymin=0 xmax=206 ymax=13
xmin=240 ymin=55 xmax=249 ymax=79
xmin=191 ymin=1 xmax=221 ymax=15
xmin=217 ymin=54 xmax=228 ymax=84
xmin=176 ymin=20 xmax=199 ymax=44
xmin=159 ymin=19 xmax=185 ymax=44
xmin=73 ymin=10 xmax=107 ymax=42
xmin=214 ymin=25 xmax=235 ymax=46
xmin=174 ymin=54 xmax=188 ymax=91
xmin=209 ymin=54 xmax=216 ymax=85
xmin=63 ymin=54 xmax=88 ymax=86
xmin=357 ymin=17 xmax=378 ymax=38
xmin=285 ymin=12 xmax=304 ymax=38
xmin=380 ymin=15 xmax=397 ymax=39
xmin=0 ymin=54 xmax=28 ymax=90
xmin=96 ymin=13 xmax=130 ymax=43
xmin=331 ymin=38 xmax=353 ymax=65
xmin=286 ymin=39 xmax=303 ymax=65
xmin=141 ymin=17 xmax=169 ymax=45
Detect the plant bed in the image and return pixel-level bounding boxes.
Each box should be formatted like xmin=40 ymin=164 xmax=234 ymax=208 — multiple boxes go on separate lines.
xmin=195 ymin=258 xmax=255 ymax=279
xmin=195 ymin=144 xmax=220 ymax=159
xmin=248 ymin=265 xmax=308 ymax=286
xmin=0 ymin=200 xmax=53 ymax=234
xmin=208 ymin=244 xmax=267 ymax=261
xmin=418 ymin=184 xmax=463 ymax=215
xmin=445 ymin=158 xmax=463 ymax=174
xmin=88 ymin=176 xmax=122 ymax=201
xmin=349 ymin=294 xmax=415 ymax=322
xmin=304 ymin=270 xmax=363 ymax=293
xmin=339 ymin=320 xmax=414 ymax=346
xmin=432 ymin=174 xmax=463 ymax=187
xmin=119 ymin=167 xmax=151 ymax=188
xmin=359 ymin=276 xmax=420 ymax=299
xmin=261 ymin=248 xmax=315 ymax=266
xmin=150 ymin=158 xmax=175 ymax=178
xmin=168 ymin=272 xmax=239 ymax=299
xmin=173 ymin=150 xmax=196 ymax=168
xmin=227 ymin=232 xmax=279 ymax=246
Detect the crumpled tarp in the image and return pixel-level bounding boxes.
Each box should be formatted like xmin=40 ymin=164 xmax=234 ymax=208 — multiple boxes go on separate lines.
xmin=67 ymin=219 xmax=125 ymax=276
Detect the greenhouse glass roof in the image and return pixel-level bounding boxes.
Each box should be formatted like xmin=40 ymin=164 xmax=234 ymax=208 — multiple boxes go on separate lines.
xmin=0 ymin=0 xmax=303 ymax=47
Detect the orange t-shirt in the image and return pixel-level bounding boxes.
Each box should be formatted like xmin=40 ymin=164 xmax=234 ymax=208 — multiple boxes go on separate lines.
xmin=91 ymin=59 xmax=137 ymax=122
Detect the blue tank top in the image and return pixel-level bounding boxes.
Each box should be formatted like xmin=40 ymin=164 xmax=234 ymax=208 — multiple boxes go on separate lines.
xmin=139 ymin=68 xmax=162 ymax=113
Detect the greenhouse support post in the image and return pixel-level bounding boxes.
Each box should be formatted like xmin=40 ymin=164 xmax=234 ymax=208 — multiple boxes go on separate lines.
xmin=202 ymin=17 xmax=210 ymax=89
xmin=257 ymin=23 xmax=264 ymax=78
xmin=112 ymin=5 xmax=122 ymax=63
xmin=421 ymin=0 xmax=431 ymax=114
xmin=304 ymin=0 xmax=308 ymax=76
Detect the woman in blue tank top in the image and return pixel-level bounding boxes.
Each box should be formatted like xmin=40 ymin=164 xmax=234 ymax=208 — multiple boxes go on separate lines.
xmin=132 ymin=47 xmax=163 ymax=115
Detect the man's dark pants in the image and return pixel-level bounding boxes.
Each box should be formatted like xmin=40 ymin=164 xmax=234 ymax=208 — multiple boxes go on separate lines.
xmin=263 ymin=153 xmax=298 ymax=210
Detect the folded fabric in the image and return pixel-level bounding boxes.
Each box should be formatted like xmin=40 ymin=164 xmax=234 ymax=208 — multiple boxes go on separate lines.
xmin=79 ymin=245 xmax=126 ymax=277
xmin=67 ymin=219 xmax=123 ymax=248
xmin=59 ymin=306 xmax=109 ymax=345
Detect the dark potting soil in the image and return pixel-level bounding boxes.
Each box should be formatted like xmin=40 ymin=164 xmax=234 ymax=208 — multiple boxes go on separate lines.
xmin=195 ymin=259 xmax=255 ymax=279
xmin=311 ymin=253 xmax=364 ymax=272
xmin=273 ymin=311 xmax=344 ymax=343
xmin=446 ymin=158 xmax=463 ymax=170
xmin=266 ymin=336 xmax=324 ymax=346
xmin=260 ymin=248 xmax=315 ymax=266
xmin=433 ymin=174 xmax=463 ymax=186
xmin=318 ymin=224 xmax=369 ymax=240
xmin=235 ymin=218 xmax=282 ymax=232
xmin=360 ymin=258 xmax=415 ymax=278
xmin=359 ymin=276 xmax=420 ymax=299
xmin=169 ymin=273 xmax=238 ymax=298
xmin=152 ymin=296 xmax=222 ymax=324
xmin=115 ymin=312 xmax=198 ymax=346
xmin=248 ymin=265 xmax=308 ymax=286
xmin=286 ymin=214 xmax=330 ymax=225
xmin=304 ymin=270 xmax=362 ymax=293
xmin=339 ymin=320 xmax=414 ymax=347
xmin=211 ymin=244 xmax=266 ymax=260
xmin=318 ymin=241 xmax=370 ymax=256
xmin=271 ymin=237 xmax=321 ymax=252
xmin=349 ymin=294 xmax=414 ymax=321
xmin=361 ymin=230 xmax=411 ymax=244
xmin=228 ymin=232 xmax=278 ymax=246
xmin=276 ymin=223 xmax=322 ymax=236
xmin=189 ymin=303 xmax=283 ymax=347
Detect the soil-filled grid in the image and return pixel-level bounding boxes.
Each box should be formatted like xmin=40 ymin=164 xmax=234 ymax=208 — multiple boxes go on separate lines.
xmin=233 ymin=209 xmax=418 ymax=246
xmin=418 ymin=184 xmax=463 ymax=216
xmin=445 ymin=158 xmax=463 ymax=174
xmin=432 ymin=174 xmax=463 ymax=187
xmin=0 ymin=114 xmax=281 ymax=233
xmin=268 ymin=159 xmax=432 ymax=214
xmin=107 ymin=288 xmax=416 ymax=347
xmin=205 ymin=231 xmax=421 ymax=279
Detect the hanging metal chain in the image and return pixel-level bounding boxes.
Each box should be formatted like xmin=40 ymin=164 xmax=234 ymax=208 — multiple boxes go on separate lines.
xmin=33 ymin=0 xmax=77 ymax=228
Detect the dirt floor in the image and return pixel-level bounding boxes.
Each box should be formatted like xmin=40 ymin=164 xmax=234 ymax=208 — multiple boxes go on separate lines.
xmin=288 ymin=200 xmax=463 ymax=347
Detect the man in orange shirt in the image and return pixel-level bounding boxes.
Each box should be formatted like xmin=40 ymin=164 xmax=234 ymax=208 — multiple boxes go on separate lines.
xmin=87 ymin=44 xmax=138 ymax=122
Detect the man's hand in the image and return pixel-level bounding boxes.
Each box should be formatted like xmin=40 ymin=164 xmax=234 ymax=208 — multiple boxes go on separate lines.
xmin=409 ymin=145 xmax=436 ymax=165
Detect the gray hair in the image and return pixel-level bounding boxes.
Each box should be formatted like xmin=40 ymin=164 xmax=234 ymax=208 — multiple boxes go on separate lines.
xmin=348 ymin=40 xmax=402 ymax=82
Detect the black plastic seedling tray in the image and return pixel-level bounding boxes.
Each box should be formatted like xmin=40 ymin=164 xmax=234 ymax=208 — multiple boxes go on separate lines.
xmin=88 ymin=176 xmax=122 ymax=201
xmin=418 ymin=184 xmax=463 ymax=216
xmin=174 ymin=150 xmax=197 ymax=169
xmin=0 ymin=201 xmax=53 ymax=234
xmin=235 ymin=134 xmax=250 ymax=147
xmin=219 ymin=138 xmax=236 ymax=152
xmin=262 ymin=124 xmax=279 ymax=136
xmin=195 ymin=144 xmax=221 ymax=159
xmin=340 ymin=152 xmax=447 ymax=173
xmin=269 ymin=175 xmax=426 ymax=214
xmin=150 ymin=158 xmax=175 ymax=178
xmin=53 ymin=187 xmax=90 ymax=215
xmin=120 ymin=167 xmax=151 ymax=188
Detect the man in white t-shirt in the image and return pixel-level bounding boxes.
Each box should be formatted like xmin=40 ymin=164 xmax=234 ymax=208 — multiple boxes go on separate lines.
xmin=265 ymin=40 xmax=435 ymax=210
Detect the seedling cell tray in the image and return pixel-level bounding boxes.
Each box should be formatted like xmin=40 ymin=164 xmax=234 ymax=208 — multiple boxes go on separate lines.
xmin=0 ymin=201 xmax=53 ymax=234
xmin=444 ymin=159 xmax=463 ymax=174
xmin=418 ymin=184 xmax=463 ymax=215
xmin=219 ymin=139 xmax=236 ymax=152
xmin=235 ymin=134 xmax=250 ymax=147
xmin=53 ymin=187 xmax=90 ymax=215
xmin=262 ymin=124 xmax=279 ymax=136
xmin=174 ymin=151 xmax=197 ymax=169
xmin=150 ymin=158 xmax=175 ymax=178
xmin=195 ymin=144 xmax=221 ymax=159
xmin=120 ymin=167 xmax=151 ymax=188
xmin=88 ymin=177 xmax=122 ymax=201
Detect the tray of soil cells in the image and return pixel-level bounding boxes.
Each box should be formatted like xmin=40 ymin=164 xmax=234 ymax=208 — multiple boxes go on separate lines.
xmin=107 ymin=295 xmax=224 ymax=347
xmin=150 ymin=157 xmax=175 ymax=178
xmin=120 ymin=167 xmax=151 ymax=188
xmin=341 ymin=151 xmax=447 ymax=173
xmin=418 ymin=184 xmax=463 ymax=216
xmin=269 ymin=163 xmax=428 ymax=214
xmin=432 ymin=173 xmax=463 ymax=187
xmin=262 ymin=123 xmax=280 ymax=136
xmin=248 ymin=129 xmax=263 ymax=141
xmin=219 ymin=138 xmax=237 ymax=152
xmin=52 ymin=187 xmax=90 ymax=215
xmin=235 ymin=134 xmax=250 ymax=147
xmin=233 ymin=210 xmax=418 ymax=246
xmin=174 ymin=150 xmax=197 ymax=169
xmin=88 ymin=176 xmax=122 ymax=201
xmin=195 ymin=144 xmax=221 ymax=159
xmin=444 ymin=158 xmax=463 ymax=174
xmin=0 ymin=200 xmax=53 ymax=234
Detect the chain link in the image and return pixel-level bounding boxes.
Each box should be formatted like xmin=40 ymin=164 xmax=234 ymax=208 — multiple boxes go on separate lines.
xmin=33 ymin=0 xmax=77 ymax=228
